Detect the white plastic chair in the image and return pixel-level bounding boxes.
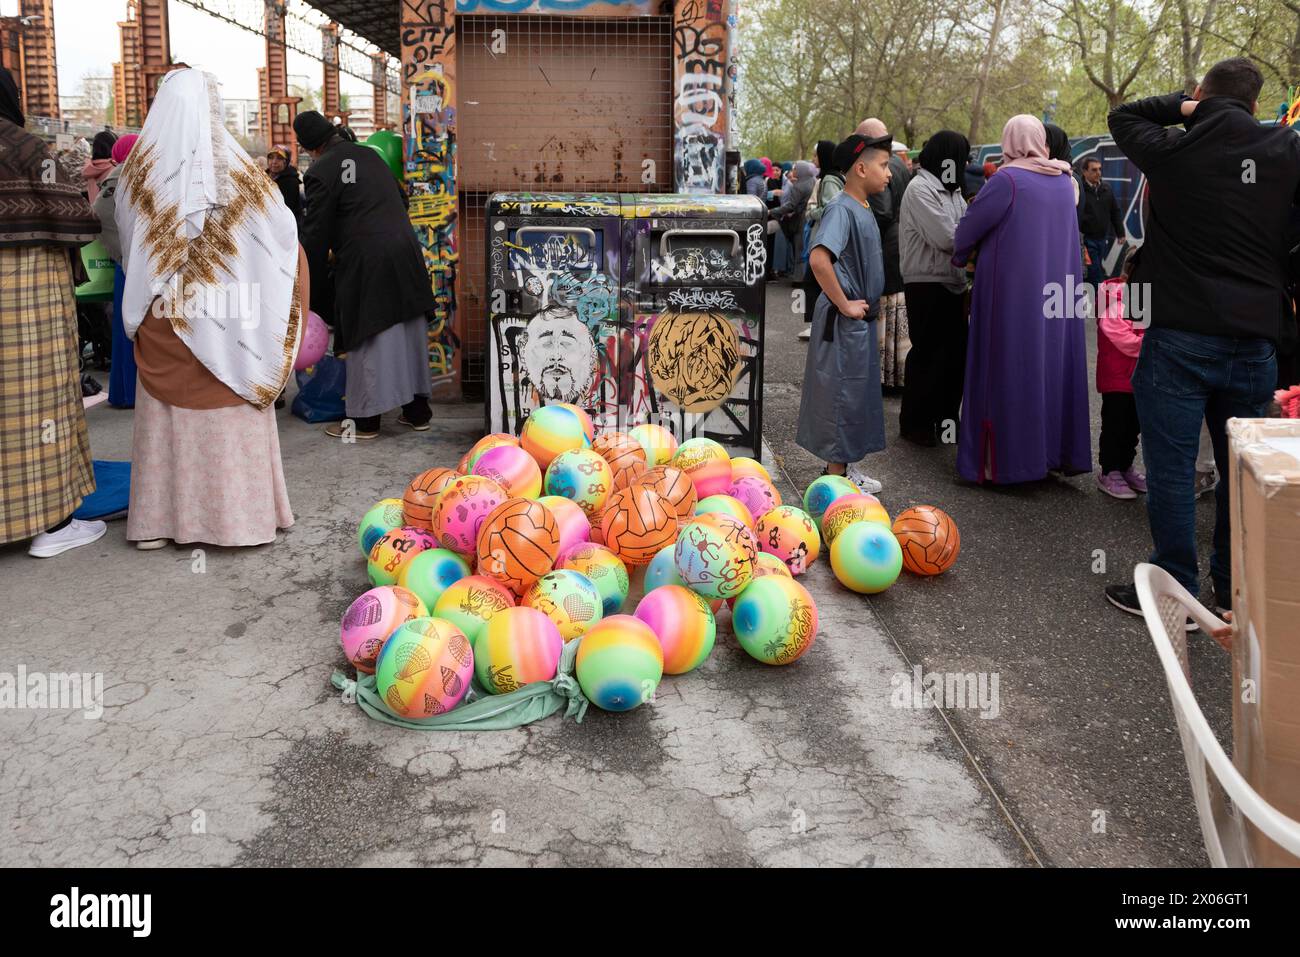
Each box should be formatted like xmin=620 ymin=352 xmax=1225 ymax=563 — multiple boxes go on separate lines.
xmin=1135 ymin=563 xmax=1300 ymax=866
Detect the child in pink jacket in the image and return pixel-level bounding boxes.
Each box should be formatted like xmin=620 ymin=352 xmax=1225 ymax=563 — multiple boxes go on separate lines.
xmin=1096 ymin=276 xmax=1146 ymax=499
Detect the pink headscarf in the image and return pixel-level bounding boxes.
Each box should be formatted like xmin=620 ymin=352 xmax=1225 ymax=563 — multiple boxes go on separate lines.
xmin=760 ymin=156 xmax=774 ymax=178
xmin=999 ymin=115 xmax=1070 ymax=176
xmin=111 ymin=133 xmax=139 ymax=165
xmin=81 ymin=158 xmax=115 ymax=202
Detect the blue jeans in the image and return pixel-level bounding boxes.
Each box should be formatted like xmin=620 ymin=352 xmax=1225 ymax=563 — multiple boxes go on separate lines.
xmin=1131 ymin=327 xmax=1276 ymax=596
xmin=1083 ymin=237 xmax=1108 ymax=287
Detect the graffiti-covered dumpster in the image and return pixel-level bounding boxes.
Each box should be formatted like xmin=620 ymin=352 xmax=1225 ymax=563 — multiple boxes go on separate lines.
xmin=487 ymin=192 xmax=767 ymax=458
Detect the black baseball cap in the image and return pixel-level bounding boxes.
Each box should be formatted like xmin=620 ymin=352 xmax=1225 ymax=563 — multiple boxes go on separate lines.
xmin=832 ymin=133 xmax=893 ymax=173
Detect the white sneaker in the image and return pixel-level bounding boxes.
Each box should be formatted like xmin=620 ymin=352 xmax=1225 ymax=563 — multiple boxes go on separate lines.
xmin=846 ymin=465 xmax=883 ymax=495
xmin=28 ymin=518 xmax=107 ymax=558
xmin=797 ymin=326 xmax=811 ymax=341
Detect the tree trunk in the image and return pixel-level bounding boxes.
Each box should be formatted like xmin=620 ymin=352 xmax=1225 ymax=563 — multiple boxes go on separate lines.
xmin=968 ymin=0 xmax=1007 ymax=144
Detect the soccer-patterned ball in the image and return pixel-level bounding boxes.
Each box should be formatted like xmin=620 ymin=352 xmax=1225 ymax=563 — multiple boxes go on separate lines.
xmin=475 ymin=498 xmax=561 ymax=594
xmin=600 ymin=483 xmax=679 ymax=566
xmin=892 ymin=505 xmax=961 ymax=576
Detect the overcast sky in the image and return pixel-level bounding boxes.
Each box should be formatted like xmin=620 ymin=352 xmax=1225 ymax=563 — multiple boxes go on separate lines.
xmin=48 ymin=0 xmax=374 ymax=101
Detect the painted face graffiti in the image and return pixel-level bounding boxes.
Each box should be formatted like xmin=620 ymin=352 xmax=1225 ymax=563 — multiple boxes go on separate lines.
xmin=520 ymin=305 xmax=599 ymax=404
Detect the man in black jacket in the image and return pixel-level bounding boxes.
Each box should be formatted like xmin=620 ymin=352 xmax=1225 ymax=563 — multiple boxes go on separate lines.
xmin=295 ymin=111 xmax=436 ymax=440
xmin=1077 ymin=157 xmax=1126 ymax=285
xmin=1103 ymin=58 xmax=1300 ymax=620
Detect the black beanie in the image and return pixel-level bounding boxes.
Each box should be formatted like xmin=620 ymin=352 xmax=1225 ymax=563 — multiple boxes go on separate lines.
xmin=293 ymin=111 xmax=335 ymax=151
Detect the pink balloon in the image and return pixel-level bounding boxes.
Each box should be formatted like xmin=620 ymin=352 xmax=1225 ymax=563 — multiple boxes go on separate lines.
xmin=294 ymin=311 xmax=328 ymax=371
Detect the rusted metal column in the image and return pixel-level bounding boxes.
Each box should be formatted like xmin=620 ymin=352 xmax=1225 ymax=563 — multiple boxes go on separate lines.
xmin=138 ymin=0 xmax=171 ymax=113
xmin=370 ymin=53 xmax=388 ymax=132
xmin=17 ymin=0 xmax=59 ymax=118
xmin=320 ymin=22 xmax=349 ymax=128
xmin=264 ymin=0 xmax=300 ymax=162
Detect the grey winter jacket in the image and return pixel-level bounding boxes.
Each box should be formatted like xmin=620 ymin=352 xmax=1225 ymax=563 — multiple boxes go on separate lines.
xmin=899 ymin=167 xmax=968 ymax=292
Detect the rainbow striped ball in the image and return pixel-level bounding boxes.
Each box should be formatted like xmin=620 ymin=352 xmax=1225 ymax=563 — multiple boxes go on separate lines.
xmin=629 ymin=423 xmax=679 ymax=466
xmin=644 ymin=544 xmax=686 ymax=592
xmin=474 ymin=606 xmax=564 ymax=694
xmin=557 ymin=542 xmax=630 ymax=616
xmin=821 ymin=493 xmax=890 ymax=545
xmin=340 ymin=585 xmax=429 ymax=674
xmin=670 ymin=437 xmax=732 ymax=498
xmin=545 ymin=448 xmax=613 ymax=518
xmin=458 ymin=433 xmax=520 ymax=474
xmin=375 ymin=617 xmax=474 ymax=717
xmin=522 ymin=405 xmax=589 ymax=468
xmin=733 ymin=577 xmax=819 ymax=665
xmin=521 ymin=568 xmax=603 ymax=642
xmin=728 ymin=476 xmax=781 ymax=521
xmin=634 ymin=585 xmax=716 ymax=675
xmin=397 ymin=547 xmax=471 ymax=612
xmin=755 ymin=505 xmax=822 ymax=576
xmin=537 ymin=495 xmax=591 ymax=555
xmin=674 ymin=517 xmax=756 ymax=600
xmin=575 ymin=615 xmax=664 ymax=712
xmin=472 ymin=444 xmax=543 ymax=499
xmin=802 ymin=474 xmax=859 ymax=529
xmin=730 ymin=456 xmax=772 ymax=484
xmin=830 ymin=521 xmax=903 ymax=594
xmin=432 ymin=574 xmax=516 ymax=643
xmin=550 ymin=402 xmax=596 ymax=445
xmin=368 ymin=525 xmax=438 ymax=587
xmin=431 ymin=475 xmax=509 ymax=556
xmin=695 ymin=493 xmax=755 ymax=530
xmin=358 ymin=498 xmax=407 ymax=559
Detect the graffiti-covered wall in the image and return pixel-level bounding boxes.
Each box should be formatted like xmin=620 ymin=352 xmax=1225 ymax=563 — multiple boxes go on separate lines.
xmin=487 ymin=193 xmax=766 ymax=455
xmin=399 ymin=0 xmax=739 ymax=401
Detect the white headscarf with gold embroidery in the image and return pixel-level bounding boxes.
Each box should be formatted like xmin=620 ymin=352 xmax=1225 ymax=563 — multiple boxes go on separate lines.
xmin=117 ymin=68 xmax=301 ymax=409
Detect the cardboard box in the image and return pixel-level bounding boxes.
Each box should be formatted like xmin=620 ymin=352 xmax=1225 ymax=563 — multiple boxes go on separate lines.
xmin=1228 ymin=418 xmax=1300 ymax=867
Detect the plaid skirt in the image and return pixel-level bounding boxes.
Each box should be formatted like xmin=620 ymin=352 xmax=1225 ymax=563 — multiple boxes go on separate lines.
xmin=0 ymin=246 xmax=95 ymax=544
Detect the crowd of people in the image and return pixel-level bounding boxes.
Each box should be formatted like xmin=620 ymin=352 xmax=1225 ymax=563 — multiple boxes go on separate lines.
xmin=775 ymin=56 xmax=1299 ymax=622
xmin=3 ymin=55 xmax=1297 ymax=628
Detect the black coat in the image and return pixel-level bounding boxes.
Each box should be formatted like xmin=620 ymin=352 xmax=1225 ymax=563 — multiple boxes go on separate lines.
xmin=1077 ymin=177 xmax=1123 ymax=240
xmin=867 ymin=154 xmax=912 ymax=295
xmin=273 ymin=167 xmax=302 ymax=225
xmin=1108 ymin=93 xmax=1300 ymax=343
xmin=300 ymin=138 xmax=435 ymax=353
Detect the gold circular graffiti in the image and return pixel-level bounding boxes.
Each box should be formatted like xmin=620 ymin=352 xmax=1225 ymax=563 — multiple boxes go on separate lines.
xmin=647 ymin=311 xmax=741 ymax=413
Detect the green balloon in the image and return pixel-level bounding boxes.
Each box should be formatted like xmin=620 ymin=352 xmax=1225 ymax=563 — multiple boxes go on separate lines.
xmin=364 ymin=130 xmax=403 ymax=182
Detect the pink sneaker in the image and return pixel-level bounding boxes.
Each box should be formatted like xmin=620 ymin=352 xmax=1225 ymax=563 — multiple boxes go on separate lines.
xmin=1097 ymin=470 xmax=1137 ymax=500
xmin=1122 ymin=467 xmax=1147 ymax=494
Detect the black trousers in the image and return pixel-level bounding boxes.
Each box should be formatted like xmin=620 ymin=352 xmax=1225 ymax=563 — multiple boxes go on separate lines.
xmin=353 ymin=395 xmax=431 ymax=434
xmin=1099 ymin=391 xmax=1140 ymax=473
xmin=801 ymin=270 xmax=823 ymax=324
xmin=899 ymin=282 xmax=968 ymax=437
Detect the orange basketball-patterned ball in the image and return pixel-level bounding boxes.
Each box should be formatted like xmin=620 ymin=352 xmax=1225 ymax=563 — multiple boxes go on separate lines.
xmin=892 ymin=505 xmax=961 ymax=576
xmin=600 ymin=483 xmax=679 ymax=566
xmin=403 ymin=467 xmax=458 ymax=530
xmin=643 ymin=465 xmax=698 ymax=522
xmin=476 ymin=498 xmax=562 ymax=593
xmin=593 ymin=432 xmax=649 ymax=490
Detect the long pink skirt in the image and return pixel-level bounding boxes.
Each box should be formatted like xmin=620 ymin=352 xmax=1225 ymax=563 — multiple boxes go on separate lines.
xmin=127 ymin=383 xmax=294 ymax=546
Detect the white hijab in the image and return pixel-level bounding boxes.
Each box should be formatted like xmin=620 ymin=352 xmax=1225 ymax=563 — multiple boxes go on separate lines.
xmin=117 ymin=68 xmax=301 ymax=409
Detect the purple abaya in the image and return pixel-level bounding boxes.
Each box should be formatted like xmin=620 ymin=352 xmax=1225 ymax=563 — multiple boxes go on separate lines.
xmin=951 ymin=167 xmax=1092 ymax=484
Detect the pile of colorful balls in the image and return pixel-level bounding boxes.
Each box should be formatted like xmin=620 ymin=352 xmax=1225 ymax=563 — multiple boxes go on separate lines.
xmin=339 ymin=402 xmax=960 ymax=722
